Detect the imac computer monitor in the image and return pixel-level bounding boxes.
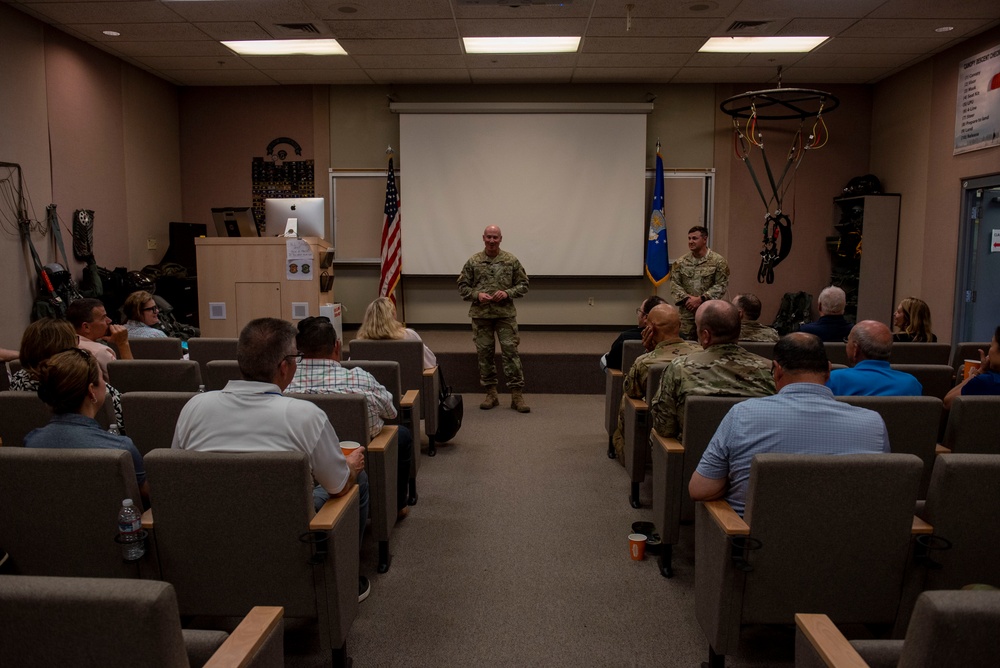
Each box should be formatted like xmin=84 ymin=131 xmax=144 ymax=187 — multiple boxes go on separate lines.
xmin=210 ymin=207 xmax=259 ymax=238
xmin=264 ymin=197 xmax=325 ymax=239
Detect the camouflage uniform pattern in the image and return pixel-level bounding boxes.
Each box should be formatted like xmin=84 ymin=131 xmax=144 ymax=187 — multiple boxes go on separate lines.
xmin=458 ymin=250 xmax=529 ymax=388
xmin=651 ymin=343 xmax=775 ymax=439
xmin=612 ymin=338 xmax=701 ymax=460
xmin=667 ymin=249 xmax=730 ymax=339
xmin=739 ymin=320 xmax=780 ymax=342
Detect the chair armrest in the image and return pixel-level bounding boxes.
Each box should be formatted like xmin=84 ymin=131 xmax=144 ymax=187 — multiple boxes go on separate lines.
xmin=401 ymin=389 xmax=419 ymax=409
xmin=141 ymin=508 xmax=154 ymax=529
xmin=934 ymin=444 xmax=951 ymax=454
xmin=652 ymin=430 xmax=684 ymax=454
xmin=794 ymin=613 xmax=868 ymax=668
xmin=609 ymin=369 xmax=623 ymax=380
xmin=703 ymin=500 xmax=750 ymax=536
xmin=367 ymin=425 xmax=397 ymax=453
xmin=422 ymin=366 xmax=438 ymax=378
xmin=310 ymin=485 xmax=360 ymax=531
xmin=911 ymin=516 xmax=933 ymax=535
xmin=627 ymin=396 xmax=648 ymax=412
xmin=203 ymin=606 xmax=284 ymax=668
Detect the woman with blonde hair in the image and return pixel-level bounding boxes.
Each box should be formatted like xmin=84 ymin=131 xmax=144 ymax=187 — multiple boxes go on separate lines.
xmin=356 ymin=296 xmax=437 ymax=369
xmin=892 ymin=297 xmax=936 ymax=342
xmin=122 ymin=290 xmax=167 ymax=338
xmin=25 ymin=348 xmax=149 ymax=506
xmin=11 ymin=317 xmax=125 ymax=428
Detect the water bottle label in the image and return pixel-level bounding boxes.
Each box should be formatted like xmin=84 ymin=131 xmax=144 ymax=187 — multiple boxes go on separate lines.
xmin=118 ymin=519 xmax=141 ymax=533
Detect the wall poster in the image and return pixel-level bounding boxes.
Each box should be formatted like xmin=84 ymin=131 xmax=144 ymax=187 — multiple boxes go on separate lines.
xmin=954 ymin=44 xmax=1000 ymax=155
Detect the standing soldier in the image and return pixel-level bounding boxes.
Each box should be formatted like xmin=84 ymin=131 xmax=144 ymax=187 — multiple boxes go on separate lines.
xmin=668 ymin=226 xmax=730 ymax=339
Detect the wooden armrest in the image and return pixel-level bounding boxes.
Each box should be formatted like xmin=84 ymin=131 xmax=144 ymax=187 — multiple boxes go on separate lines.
xmin=652 ymin=430 xmax=684 ymax=454
xmin=141 ymin=508 xmax=154 ymax=529
xmin=310 ymin=485 xmax=359 ymax=531
xmin=935 ymin=444 xmax=951 ymax=454
xmin=704 ymin=500 xmax=750 ymax=536
xmin=912 ymin=516 xmax=933 ymax=535
xmin=794 ymin=613 xmax=868 ymax=668
xmin=401 ymin=389 xmax=419 ymax=408
xmin=609 ymin=369 xmax=622 ymax=379
xmin=627 ymin=396 xmax=648 ymax=412
xmin=204 ymin=605 xmax=284 ymax=668
xmin=366 ymin=425 xmax=397 ymax=453
xmin=422 ymin=365 xmax=438 ymax=378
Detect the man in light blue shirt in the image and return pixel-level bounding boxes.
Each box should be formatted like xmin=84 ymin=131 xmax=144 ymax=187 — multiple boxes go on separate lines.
xmin=827 ymin=320 xmax=923 ymax=396
xmin=690 ymin=332 xmax=890 ymax=516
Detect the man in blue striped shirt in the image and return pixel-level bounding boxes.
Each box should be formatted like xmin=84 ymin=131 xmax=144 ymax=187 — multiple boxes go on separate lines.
xmin=690 ymin=332 xmax=890 ymax=516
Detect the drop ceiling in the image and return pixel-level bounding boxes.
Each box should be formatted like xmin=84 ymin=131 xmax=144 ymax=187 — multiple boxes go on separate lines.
xmin=3 ymin=0 xmax=998 ymax=87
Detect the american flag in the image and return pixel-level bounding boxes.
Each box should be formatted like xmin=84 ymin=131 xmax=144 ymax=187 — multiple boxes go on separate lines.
xmin=378 ymin=158 xmax=401 ymax=302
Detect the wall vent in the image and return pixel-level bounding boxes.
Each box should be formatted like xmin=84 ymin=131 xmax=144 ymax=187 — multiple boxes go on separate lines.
xmin=274 ymin=23 xmax=321 ymax=35
xmin=726 ymin=20 xmax=773 ymax=33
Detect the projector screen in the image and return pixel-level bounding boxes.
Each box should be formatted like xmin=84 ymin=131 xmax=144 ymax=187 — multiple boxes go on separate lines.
xmin=399 ymin=112 xmax=648 ymax=276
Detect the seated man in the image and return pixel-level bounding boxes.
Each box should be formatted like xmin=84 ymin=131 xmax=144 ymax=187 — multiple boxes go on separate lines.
xmin=690 ymin=332 xmax=890 ymax=516
xmin=611 ymin=304 xmax=700 ymax=461
xmin=827 ymin=320 xmax=922 ymax=396
xmin=944 ymin=324 xmax=1000 ymax=409
xmin=651 ymin=300 xmax=775 ymax=441
xmin=600 ymin=295 xmax=665 ymax=371
xmin=172 ymin=317 xmax=372 ymax=601
xmin=66 ymin=298 xmax=132 ymax=377
xmin=733 ymin=293 xmax=779 ymax=342
xmin=286 ymin=315 xmax=414 ymax=519
xmin=799 ymin=286 xmax=854 ymax=342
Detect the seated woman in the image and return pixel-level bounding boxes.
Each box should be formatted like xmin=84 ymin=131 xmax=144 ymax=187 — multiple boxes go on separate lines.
xmin=944 ymin=325 xmax=1000 ymax=409
xmin=356 ymin=296 xmax=437 ymax=369
xmin=25 ymin=348 xmax=149 ymax=507
xmin=11 ymin=318 xmax=125 ymax=429
xmin=892 ymin=297 xmax=937 ymax=342
xmin=122 ymin=291 xmax=167 ymax=339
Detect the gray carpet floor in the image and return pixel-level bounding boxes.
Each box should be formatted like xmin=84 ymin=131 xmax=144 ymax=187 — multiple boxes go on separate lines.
xmin=288 ymin=393 xmax=796 ymax=667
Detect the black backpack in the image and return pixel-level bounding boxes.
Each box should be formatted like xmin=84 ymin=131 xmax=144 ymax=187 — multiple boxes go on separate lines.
xmin=435 ymin=368 xmax=463 ymax=443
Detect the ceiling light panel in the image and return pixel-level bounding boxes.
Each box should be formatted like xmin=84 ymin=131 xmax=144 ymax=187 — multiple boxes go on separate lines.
xmin=223 ymin=39 xmax=348 ymax=55
xmin=700 ymin=36 xmax=829 ymax=52
xmin=463 ymin=36 xmax=581 ymax=53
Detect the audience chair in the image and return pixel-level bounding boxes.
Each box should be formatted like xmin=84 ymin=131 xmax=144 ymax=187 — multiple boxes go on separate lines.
xmin=121 ymin=392 xmax=199 ymax=456
xmin=204 ymin=359 xmax=241 ymax=391
xmin=824 ymin=342 xmax=849 ymax=366
xmin=0 ymin=390 xmax=113 ymax=446
xmin=651 ymin=396 xmax=748 ymax=577
xmin=941 ymin=396 xmax=1000 ymax=454
xmin=186 ymin=337 xmax=238 ymax=377
xmin=949 ymin=341 xmax=991 ymax=379
xmin=342 ymin=359 xmax=419 ymax=504
xmin=108 ymin=359 xmax=202 ymax=393
xmin=739 ymin=342 xmax=776 ymax=359
xmin=795 ymin=590 xmax=1000 ymax=668
xmin=604 ymin=339 xmax=645 ymax=458
xmin=0 ymin=448 xmax=153 ymax=579
xmin=621 ymin=362 xmax=668 ymax=509
xmin=127 ymin=337 xmax=184 ymax=360
xmin=889 ymin=342 xmax=952 ymax=365
xmin=0 ymin=361 xmax=11 ymax=391
xmin=838 ymin=396 xmax=944 ymax=498
xmin=144 ymin=449 xmax=360 ymax=668
xmin=890 ymin=363 xmax=955 ymax=400
xmin=0 ymin=575 xmax=284 ymax=668
xmin=292 ymin=392 xmax=400 ymax=574
xmin=347 ymin=340 xmax=433 ymax=454
xmin=695 ymin=453 xmax=924 ymax=668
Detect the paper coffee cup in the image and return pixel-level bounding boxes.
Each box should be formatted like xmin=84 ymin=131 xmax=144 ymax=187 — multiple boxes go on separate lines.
xmin=340 ymin=441 xmax=361 ymax=457
xmin=628 ymin=533 xmax=647 ymax=561
xmin=963 ymin=360 xmax=979 ymax=380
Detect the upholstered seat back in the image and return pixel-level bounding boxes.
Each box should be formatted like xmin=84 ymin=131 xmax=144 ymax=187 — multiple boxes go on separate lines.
xmin=341 ymin=359 xmax=403 ymax=420
xmin=740 ymin=342 xmax=775 ymax=360
xmin=889 ymin=342 xmax=951 ymax=365
xmin=291 ymin=393 xmax=370 ymax=445
xmin=943 ymin=396 xmax=1000 ymax=454
xmin=128 ymin=337 xmax=184 ymax=360
xmin=741 ymin=453 xmax=922 ymax=624
xmin=894 ymin=590 xmax=1000 ymax=667
xmin=890 ymin=363 xmax=955 ymax=400
xmin=349 ymin=339 xmax=422 ymax=393
xmin=187 ymin=337 xmax=238 ymax=376
xmin=121 ymin=391 xmax=198 ymax=455
xmin=108 ymin=359 xmax=202 ymax=393
xmin=680 ymin=396 xmax=748 ymax=522
xmin=0 ymin=390 xmax=55 ymax=447
xmin=205 ymin=359 xmax=242 ymax=391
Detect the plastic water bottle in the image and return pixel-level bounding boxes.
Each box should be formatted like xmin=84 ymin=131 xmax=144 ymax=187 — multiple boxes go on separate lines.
xmin=108 ymin=422 xmax=121 ymax=436
xmin=117 ymin=498 xmax=145 ymax=561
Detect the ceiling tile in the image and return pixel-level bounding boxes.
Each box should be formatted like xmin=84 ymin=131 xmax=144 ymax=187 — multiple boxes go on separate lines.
xmin=324 ymin=19 xmax=458 ymax=39
xmin=456 ymin=18 xmax=589 ymax=37
xmin=102 ymin=40 xmax=233 ymax=58
xmin=779 ymin=67 xmax=886 ymax=84
xmin=260 ymin=68 xmax=376 ymax=84
xmin=572 ymin=67 xmax=681 ymax=83
xmin=353 ymin=54 xmax=467 ymax=69
xmin=191 ymin=22 xmax=275 ymax=41
xmin=576 ymin=53 xmax=689 ymax=68
xmin=723 ymin=0 xmax=885 ymax=19
xmin=670 ymin=66 xmax=778 ymax=82
xmin=239 ymin=54 xmax=362 ymax=70
xmin=869 ymin=0 xmax=1000 ymax=20
xmin=164 ymin=0 xmax=321 ymax=23
xmin=469 ymin=68 xmax=575 ymax=83
xmin=587 ymin=17 xmax=722 ymax=38
xmin=840 ymin=19 xmax=988 ymax=39
xmin=591 ymin=0 xmax=740 ymax=19
xmin=365 ymin=68 xmax=471 ymax=84
xmin=798 ymin=52 xmax=918 ymax=69
xmin=816 ymin=37 xmax=952 ymax=54
xmin=158 ymin=69 xmax=280 ymax=86
xmin=139 ymin=55 xmax=255 ymax=71
xmin=23 ymin=1 xmax=183 ymax=25
xmin=65 ymin=21 xmax=213 ymax=41
xmin=305 ymin=0 xmax=454 ymax=21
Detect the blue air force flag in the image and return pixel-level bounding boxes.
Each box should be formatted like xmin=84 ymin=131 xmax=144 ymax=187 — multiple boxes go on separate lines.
xmin=645 ymin=151 xmax=669 ymax=286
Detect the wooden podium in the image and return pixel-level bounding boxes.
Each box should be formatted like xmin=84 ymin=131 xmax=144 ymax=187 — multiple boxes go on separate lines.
xmin=195 ymin=237 xmax=333 ymax=338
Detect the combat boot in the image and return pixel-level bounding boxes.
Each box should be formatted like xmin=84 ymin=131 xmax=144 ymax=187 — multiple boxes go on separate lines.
xmin=480 ymin=386 xmax=499 ymax=410
xmin=510 ymin=388 xmax=531 ymax=413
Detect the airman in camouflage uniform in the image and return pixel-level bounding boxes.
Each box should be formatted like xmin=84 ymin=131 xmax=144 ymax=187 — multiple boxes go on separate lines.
xmin=612 ymin=304 xmax=700 ymax=461
xmin=651 ymin=300 xmax=775 ymax=439
xmin=668 ymin=226 xmax=730 ymax=339
xmin=734 ymin=293 xmax=779 ymax=342
xmin=458 ymin=225 xmax=531 ymax=412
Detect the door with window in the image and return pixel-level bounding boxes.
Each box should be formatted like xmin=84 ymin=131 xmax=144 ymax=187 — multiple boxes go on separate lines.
xmin=955 ymin=175 xmax=1000 ymax=342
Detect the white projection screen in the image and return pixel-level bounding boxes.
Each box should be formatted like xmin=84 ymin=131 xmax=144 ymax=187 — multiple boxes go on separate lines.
xmin=399 ymin=112 xmax=648 ymax=276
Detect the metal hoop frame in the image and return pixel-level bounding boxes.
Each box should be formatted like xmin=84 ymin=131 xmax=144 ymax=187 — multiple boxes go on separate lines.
xmin=720 ymin=87 xmax=840 ymax=120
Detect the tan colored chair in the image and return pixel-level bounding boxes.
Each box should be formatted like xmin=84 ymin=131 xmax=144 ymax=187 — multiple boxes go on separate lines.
xmin=144 ymin=449 xmax=359 ymax=668
xmin=0 ymin=448 xmax=153 ymax=579
xmin=889 ymin=342 xmax=952 ymax=365
xmin=186 ymin=337 xmax=238 ymax=377
xmin=127 ymin=337 xmax=184 ymax=360
xmin=621 ymin=362 xmax=668 ymax=509
xmin=121 ymin=391 xmax=198 ymax=456
xmin=108 ymin=359 xmax=202 ymax=393
xmin=795 ymin=590 xmax=1000 ymax=668
xmin=651 ymin=396 xmax=748 ymax=577
xmin=0 ymin=390 xmax=113 ymax=447
xmin=824 ymin=342 xmax=849 ymax=366
xmin=204 ymin=359 xmax=242 ymax=391
xmin=604 ymin=339 xmax=644 ymax=458
xmin=739 ymin=341 xmax=776 ymax=359
xmin=942 ymin=396 xmax=1000 ymax=454
xmin=695 ymin=453 xmax=924 ymax=668
xmin=292 ymin=392 xmax=400 ymax=574
xmin=949 ymin=341 xmax=991 ymax=379
xmin=0 ymin=575 xmax=283 ymax=668
xmin=889 ymin=363 xmax=955 ymax=400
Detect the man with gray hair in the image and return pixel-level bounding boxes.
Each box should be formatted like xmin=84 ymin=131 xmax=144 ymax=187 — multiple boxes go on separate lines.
xmin=799 ymin=285 xmax=854 ymax=342
xmin=827 ymin=319 xmax=922 ymax=396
